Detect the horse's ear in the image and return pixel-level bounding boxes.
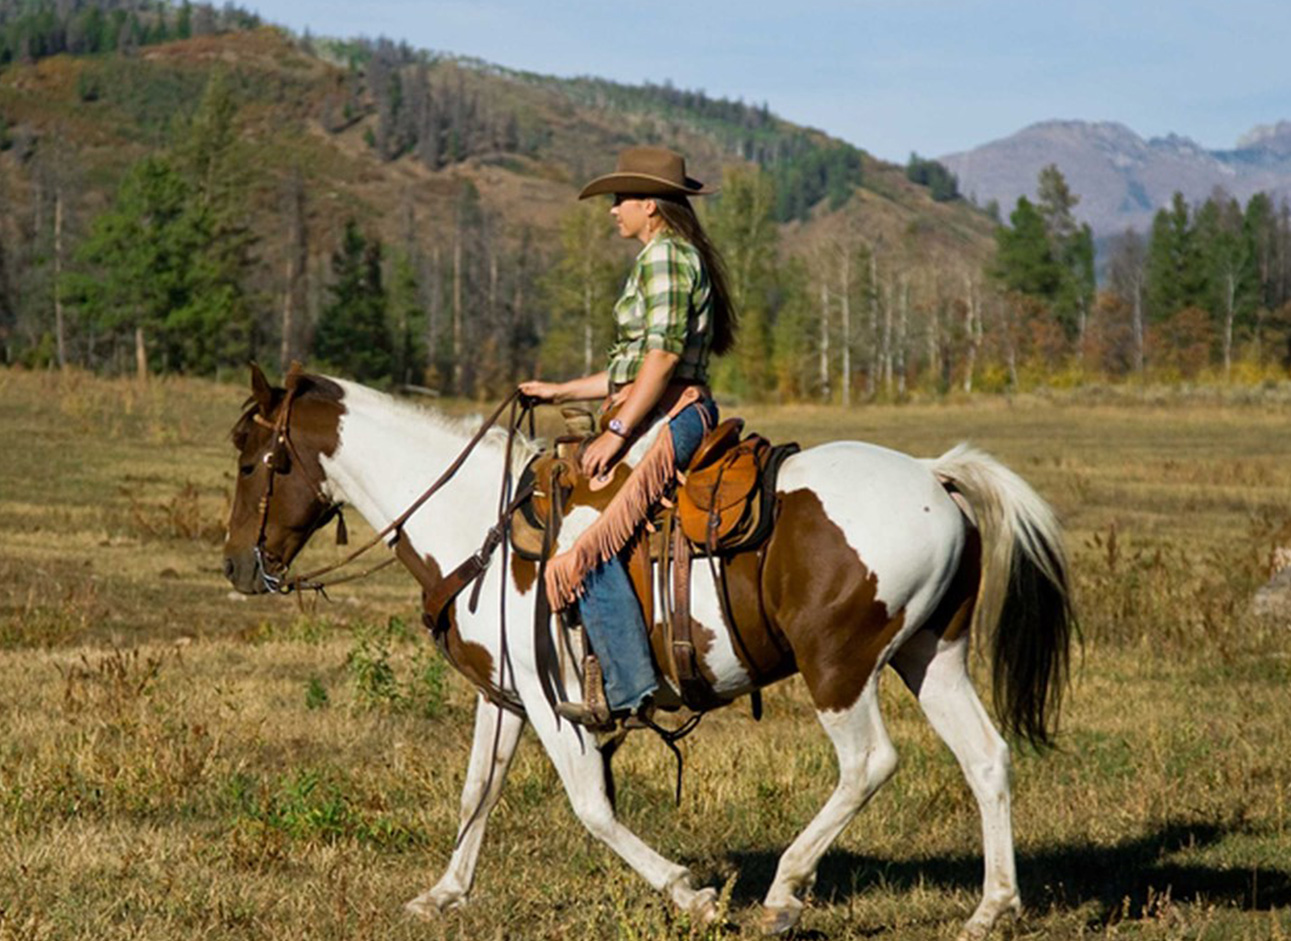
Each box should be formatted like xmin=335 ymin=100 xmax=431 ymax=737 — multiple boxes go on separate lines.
xmin=250 ymin=362 xmax=274 ymax=413
xmin=284 ymin=360 xmax=306 ymax=394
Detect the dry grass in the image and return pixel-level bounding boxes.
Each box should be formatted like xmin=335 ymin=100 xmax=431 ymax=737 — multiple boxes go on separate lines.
xmin=1 ymin=367 xmax=1289 ymax=940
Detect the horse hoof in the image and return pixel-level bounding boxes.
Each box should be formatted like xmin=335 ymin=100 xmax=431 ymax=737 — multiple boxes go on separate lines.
xmin=688 ymin=887 xmax=720 ymax=924
xmin=956 ymin=896 xmax=1021 ymax=941
xmin=404 ymin=889 xmax=465 ymax=919
xmin=404 ymin=898 xmax=437 ymax=920
xmin=760 ymin=905 xmax=801 ymax=936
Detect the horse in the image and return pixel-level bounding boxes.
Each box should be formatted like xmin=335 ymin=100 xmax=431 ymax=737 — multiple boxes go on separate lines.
xmin=222 ymin=365 xmax=1075 ymax=941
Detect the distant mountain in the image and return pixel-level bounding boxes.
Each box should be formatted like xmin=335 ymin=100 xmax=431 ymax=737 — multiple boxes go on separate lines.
xmin=941 ymin=120 xmax=1291 ymax=238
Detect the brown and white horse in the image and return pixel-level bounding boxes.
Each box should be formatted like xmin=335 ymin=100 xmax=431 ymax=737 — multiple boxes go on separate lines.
xmin=223 ymin=367 xmax=1075 ymax=941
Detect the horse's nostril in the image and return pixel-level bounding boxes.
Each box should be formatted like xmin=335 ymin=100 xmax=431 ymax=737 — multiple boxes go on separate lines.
xmin=223 ymin=557 xmax=235 ymax=580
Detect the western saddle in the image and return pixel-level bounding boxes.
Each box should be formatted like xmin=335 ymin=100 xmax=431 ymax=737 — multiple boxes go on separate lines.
xmin=511 ymin=409 xmax=799 ymax=715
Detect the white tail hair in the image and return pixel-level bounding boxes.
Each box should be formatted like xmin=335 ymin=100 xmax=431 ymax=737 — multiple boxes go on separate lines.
xmin=927 ymin=443 xmax=1075 ymax=746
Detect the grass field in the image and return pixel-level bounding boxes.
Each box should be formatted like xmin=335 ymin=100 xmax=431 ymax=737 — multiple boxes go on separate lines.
xmin=1 ymin=367 xmax=1289 ymax=940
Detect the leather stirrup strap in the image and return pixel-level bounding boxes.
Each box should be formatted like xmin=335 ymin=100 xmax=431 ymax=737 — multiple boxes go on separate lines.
xmin=671 ymin=522 xmax=697 ymax=691
xmin=658 ymin=509 xmax=680 ymax=686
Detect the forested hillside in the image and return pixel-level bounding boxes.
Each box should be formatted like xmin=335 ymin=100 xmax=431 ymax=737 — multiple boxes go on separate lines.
xmin=5 ymin=1 xmax=1284 ymax=401
xmin=0 ymin=0 xmax=1008 ymax=402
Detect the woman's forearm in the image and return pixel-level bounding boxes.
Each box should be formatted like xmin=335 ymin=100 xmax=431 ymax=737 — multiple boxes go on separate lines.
xmin=521 ymin=372 xmax=609 ymax=403
xmin=614 ymin=350 xmax=679 ymax=433
xmin=555 ymin=372 xmax=611 ymax=402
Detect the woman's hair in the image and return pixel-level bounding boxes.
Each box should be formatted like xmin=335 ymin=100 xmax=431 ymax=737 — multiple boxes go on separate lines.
xmin=653 ymin=195 xmax=738 ymax=357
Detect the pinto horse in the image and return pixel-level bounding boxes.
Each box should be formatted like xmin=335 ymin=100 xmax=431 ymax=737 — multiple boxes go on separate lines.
xmin=222 ymin=365 xmax=1075 ymax=941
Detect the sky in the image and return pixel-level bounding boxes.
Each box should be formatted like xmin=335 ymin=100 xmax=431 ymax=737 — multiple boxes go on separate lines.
xmin=245 ymin=0 xmax=1291 ymax=163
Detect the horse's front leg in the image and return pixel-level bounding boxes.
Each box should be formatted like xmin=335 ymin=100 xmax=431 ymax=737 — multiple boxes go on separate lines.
xmin=406 ymin=696 xmax=525 ymax=917
xmin=529 ymin=704 xmax=720 ymax=923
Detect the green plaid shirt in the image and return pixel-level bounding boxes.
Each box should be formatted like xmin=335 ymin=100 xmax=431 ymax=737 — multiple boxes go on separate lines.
xmin=606 ymin=232 xmax=713 ymax=386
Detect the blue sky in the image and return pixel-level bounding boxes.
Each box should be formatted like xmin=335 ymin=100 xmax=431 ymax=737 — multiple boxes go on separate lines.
xmin=246 ymin=0 xmax=1291 ymax=162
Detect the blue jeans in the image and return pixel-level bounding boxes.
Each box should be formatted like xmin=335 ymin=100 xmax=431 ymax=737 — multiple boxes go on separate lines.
xmin=578 ymin=398 xmax=719 ymax=711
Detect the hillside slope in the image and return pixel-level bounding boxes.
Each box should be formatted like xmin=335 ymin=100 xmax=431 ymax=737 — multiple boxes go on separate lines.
xmin=1 ymin=27 xmax=995 ymax=267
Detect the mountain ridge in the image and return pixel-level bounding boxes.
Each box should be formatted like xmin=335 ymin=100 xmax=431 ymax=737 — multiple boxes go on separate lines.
xmin=941 ymin=118 xmax=1291 ymax=237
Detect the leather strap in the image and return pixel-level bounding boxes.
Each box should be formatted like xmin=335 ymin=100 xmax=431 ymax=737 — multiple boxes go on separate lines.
xmin=672 ymin=521 xmax=693 ymax=683
xmin=532 ymin=462 xmax=569 ymax=717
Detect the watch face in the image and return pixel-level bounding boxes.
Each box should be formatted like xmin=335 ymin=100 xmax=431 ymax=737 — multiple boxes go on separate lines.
xmin=609 ymin=418 xmax=625 ymax=434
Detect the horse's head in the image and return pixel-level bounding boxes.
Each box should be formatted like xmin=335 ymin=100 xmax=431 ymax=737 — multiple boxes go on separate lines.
xmin=223 ymin=363 xmax=346 ymax=594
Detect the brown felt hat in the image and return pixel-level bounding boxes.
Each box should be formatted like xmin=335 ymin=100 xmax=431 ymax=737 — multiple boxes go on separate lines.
xmin=578 ymin=147 xmax=717 ymax=200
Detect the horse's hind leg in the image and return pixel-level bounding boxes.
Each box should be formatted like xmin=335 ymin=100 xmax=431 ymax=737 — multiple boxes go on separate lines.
xmin=761 ymin=682 xmax=899 ymax=934
xmin=406 ymin=697 xmax=525 ymax=917
xmin=892 ymin=630 xmax=1020 ymax=941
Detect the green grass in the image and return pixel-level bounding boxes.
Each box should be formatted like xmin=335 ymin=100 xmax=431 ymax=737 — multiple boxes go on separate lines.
xmin=1 ymin=367 xmax=1289 ymax=939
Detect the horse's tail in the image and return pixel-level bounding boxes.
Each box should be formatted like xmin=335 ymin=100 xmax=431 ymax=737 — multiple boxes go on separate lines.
xmin=929 ymin=443 xmax=1077 ymax=748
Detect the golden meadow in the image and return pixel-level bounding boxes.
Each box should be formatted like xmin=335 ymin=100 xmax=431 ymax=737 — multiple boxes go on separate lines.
xmin=1 ymin=367 xmax=1289 ymax=940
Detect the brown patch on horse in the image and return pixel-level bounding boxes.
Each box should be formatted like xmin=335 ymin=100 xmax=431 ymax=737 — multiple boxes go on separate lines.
xmin=760 ymin=489 xmax=906 ymax=712
xmin=511 ymin=554 xmax=537 ymax=594
xmin=399 ymin=541 xmax=497 ymax=694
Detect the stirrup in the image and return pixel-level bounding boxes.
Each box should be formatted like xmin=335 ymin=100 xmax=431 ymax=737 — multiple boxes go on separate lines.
xmin=555 ymin=653 xmax=614 ymax=731
xmin=554 ymin=699 xmax=614 ymax=731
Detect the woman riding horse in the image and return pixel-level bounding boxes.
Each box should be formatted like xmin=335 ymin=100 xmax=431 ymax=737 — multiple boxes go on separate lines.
xmin=519 ymin=146 xmax=736 ymax=729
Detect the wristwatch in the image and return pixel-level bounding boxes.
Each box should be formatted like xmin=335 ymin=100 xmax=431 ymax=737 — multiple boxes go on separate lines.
xmin=607 ymin=418 xmax=628 ymax=437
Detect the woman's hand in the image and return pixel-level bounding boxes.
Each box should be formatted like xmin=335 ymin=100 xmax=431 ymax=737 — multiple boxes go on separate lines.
xmin=605 ymin=384 xmax=632 ymax=410
xmin=519 ymin=372 xmax=611 ymax=404
xmin=519 ymin=380 xmax=561 ymax=402
xmin=581 ymin=432 xmax=624 ymax=481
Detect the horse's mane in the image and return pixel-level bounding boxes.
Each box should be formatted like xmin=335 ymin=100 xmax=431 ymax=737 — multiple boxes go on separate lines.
xmin=324 ymin=377 xmax=543 ymax=473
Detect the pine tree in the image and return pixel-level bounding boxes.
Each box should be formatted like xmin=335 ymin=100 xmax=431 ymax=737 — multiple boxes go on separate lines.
xmin=73 ymin=156 xmax=197 ymax=376
xmin=314 ymin=220 xmax=393 ymax=382
xmin=1035 ymin=165 xmax=1094 ymax=340
xmin=992 ymin=197 xmax=1060 ymax=298
xmin=1145 ymin=192 xmax=1203 ymax=322
xmin=388 ymin=248 xmax=426 ymax=386
xmin=169 ymin=69 xmax=258 ymax=372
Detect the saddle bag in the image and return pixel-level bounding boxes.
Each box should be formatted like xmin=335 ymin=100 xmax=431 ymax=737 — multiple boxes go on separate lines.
xmin=677 ymin=419 xmax=772 ymax=551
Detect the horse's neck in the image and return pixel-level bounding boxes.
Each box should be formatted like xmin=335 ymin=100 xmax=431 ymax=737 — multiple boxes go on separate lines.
xmin=321 ymin=384 xmax=506 ymax=564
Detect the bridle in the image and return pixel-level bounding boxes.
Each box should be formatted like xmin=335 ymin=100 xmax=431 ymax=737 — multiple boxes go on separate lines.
xmin=248 ymin=365 xmax=535 ymax=600
xmin=248 ymin=370 xmax=351 ymax=594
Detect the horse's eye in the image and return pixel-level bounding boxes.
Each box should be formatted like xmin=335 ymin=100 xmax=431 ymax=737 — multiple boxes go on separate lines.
xmin=239 ymin=464 xmax=255 ymax=477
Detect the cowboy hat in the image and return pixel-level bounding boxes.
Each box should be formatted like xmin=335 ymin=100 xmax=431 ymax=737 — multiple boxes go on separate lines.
xmin=578 ymin=147 xmax=717 ymax=199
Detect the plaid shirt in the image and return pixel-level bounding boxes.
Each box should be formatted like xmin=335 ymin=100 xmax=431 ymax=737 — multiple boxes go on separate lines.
xmin=606 ymin=233 xmax=713 ymax=386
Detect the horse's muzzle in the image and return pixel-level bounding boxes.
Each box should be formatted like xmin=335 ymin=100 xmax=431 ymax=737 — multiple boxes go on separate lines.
xmin=223 ymin=548 xmax=274 ymax=595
